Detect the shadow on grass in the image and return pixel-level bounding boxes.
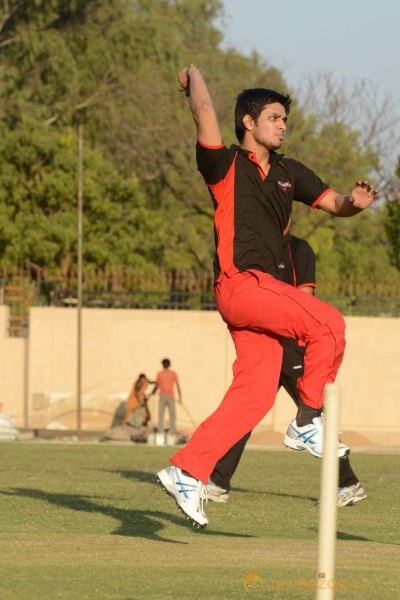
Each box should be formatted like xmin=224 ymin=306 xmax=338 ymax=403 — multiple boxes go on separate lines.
xmin=337 ymin=530 xmax=398 ymax=544
xmin=97 ymin=468 xmax=319 ymax=504
xmin=98 ymin=468 xmax=318 ymax=501
xmin=98 ymin=468 xmax=158 ymax=485
xmin=97 ymin=469 xmax=400 ymax=546
xmin=1 ymin=488 xmax=254 ymax=543
xmin=337 ymin=530 xmax=372 ymax=541
xmin=307 ymin=527 xmax=400 ymax=546
xmin=231 ymin=486 xmax=318 ymax=503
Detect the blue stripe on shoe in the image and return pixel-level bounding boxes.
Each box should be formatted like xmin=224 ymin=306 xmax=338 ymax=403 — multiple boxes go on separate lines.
xmin=291 ymin=426 xmax=319 ymax=446
xmin=174 ymin=468 xmax=198 ymax=499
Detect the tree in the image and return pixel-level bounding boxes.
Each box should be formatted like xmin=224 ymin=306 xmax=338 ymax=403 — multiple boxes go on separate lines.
xmin=0 ymin=0 xmax=394 ymax=282
xmin=0 ymin=0 xmax=291 ymax=272
xmin=0 ymin=118 xmax=160 ymax=271
xmin=383 ymin=158 xmax=400 ymax=271
xmin=295 ymin=71 xmax=400 ymax=191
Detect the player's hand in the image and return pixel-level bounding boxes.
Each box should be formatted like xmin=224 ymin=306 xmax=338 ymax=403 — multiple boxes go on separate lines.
xmin=349 ymin=180 xmax=378 ymax=209
xmin=178 ymin=67 xmax=189 ymax=95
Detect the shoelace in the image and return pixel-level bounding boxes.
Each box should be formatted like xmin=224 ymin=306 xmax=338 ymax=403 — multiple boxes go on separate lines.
xmin=199 ymin=484 xmax=208 ymax=512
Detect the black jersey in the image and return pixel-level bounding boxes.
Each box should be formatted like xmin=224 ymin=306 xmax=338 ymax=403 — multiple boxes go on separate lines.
xmin=278 ymin=234 xmax=316 ymax=289
xmin=196 ymin=142 xmax=330 ymax=281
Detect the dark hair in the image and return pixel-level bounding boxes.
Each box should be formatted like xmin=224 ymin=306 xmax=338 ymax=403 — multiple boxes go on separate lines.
xmin=161 ymin=358 xmax=170 ymax=368
xmin=235 ymin=88 xmax=292 ymax=143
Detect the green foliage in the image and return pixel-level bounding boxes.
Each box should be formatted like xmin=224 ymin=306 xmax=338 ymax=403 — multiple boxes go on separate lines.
xmin=0 ymin=119 xmax=160 ymax=270
xmin=0 ymin=0 xmax=395 ymax=281
xmin=384 ymin=199 xmax=400 ymax=270
xmin=382 ymin=158 xmax=400 ymax=271
xmin=290 ymin=205 xmax=400 ymax=285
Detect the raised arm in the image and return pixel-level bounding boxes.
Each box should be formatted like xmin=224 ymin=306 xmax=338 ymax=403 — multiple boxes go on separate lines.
xmin=318 ymin=180 xmax=378 ymax=216
xmin=178 ymin=65 xmax=222 ymax=146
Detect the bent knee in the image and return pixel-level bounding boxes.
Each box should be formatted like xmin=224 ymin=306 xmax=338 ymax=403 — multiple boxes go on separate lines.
xmin=324 ymin=306 xmax=346 ymax=343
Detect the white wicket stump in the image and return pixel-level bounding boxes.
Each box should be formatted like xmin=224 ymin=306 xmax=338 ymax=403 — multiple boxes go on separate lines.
xmin=316 ymin=383 xmax=340 ymax=599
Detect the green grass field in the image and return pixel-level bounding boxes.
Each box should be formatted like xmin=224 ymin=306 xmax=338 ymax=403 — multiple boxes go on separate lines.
xmin=0 ymin=442 xmax=399 ymax=599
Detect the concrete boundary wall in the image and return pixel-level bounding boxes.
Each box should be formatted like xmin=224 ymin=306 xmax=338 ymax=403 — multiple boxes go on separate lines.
xmin=0 ymin=305 xmax=399 ymax=448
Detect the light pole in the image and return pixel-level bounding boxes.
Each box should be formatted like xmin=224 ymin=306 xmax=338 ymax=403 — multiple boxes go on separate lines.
xmin=76 ymin=122 xmax=84 ymax=439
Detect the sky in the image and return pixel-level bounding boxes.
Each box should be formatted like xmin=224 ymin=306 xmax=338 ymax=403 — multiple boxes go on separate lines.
xmin=219 ymin=0 xmax=400 ymax=102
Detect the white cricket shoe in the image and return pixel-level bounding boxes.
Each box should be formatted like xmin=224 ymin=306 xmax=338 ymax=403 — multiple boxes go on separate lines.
xmin=157 ymin=466 xmax=208 ymax=528
xmin=337 ymin=483 xmax=367 ymax=507
xmin=283 ymin=416 xmax=349 ymax=458
xmin=206 ymin=480 xmax=230 ymax=503
xmin=315 ymin=482 xmax=367 ymax=507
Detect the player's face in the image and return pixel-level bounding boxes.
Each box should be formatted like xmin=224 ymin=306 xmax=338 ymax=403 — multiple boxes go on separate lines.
xmin=252 ymin=102 xmax=287 ymax=149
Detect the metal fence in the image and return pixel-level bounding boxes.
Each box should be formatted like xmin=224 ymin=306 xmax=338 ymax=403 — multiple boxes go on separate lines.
xmin=1 ymin=267 xmax=400 ymax=336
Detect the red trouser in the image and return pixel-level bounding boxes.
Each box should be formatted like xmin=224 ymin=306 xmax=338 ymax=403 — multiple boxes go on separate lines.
xmin=171 ymin=270 xmax=346 ymax=483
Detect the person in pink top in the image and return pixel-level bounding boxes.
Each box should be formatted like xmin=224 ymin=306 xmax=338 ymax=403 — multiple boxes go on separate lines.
xmin=154 ymin=358 xmax=182 ymax=434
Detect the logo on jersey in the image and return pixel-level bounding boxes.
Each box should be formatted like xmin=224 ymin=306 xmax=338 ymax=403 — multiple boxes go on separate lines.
xmin=278 ymin=180 xmax=292 ymax=191
xmin=278 ymin=262 xmax=286 ymax=269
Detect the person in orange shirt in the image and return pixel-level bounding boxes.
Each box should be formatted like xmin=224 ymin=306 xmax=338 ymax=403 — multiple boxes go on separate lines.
xmin=124 ymin=373 xmax=152 ymax=429
xmin=153 ymin=359 xmax=182 ymax=434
